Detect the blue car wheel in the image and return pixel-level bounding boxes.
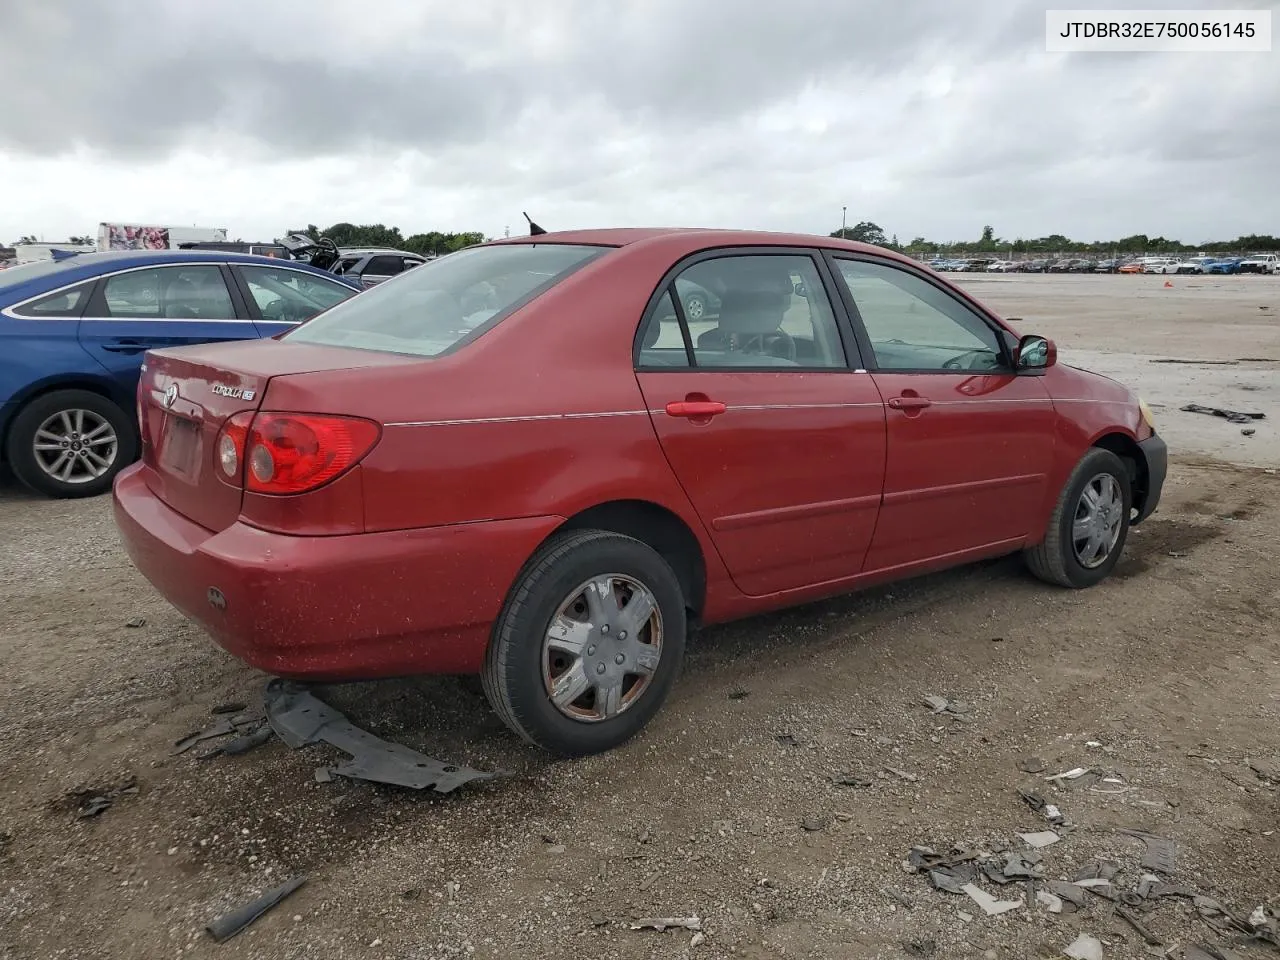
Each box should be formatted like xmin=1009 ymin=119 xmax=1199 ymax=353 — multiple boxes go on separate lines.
xmin=5 ymin=389 xmax=137 ymax=499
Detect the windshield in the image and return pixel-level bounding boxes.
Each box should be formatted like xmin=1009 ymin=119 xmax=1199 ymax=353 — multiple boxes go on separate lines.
xmin=284 ymin=243 xmax=608 ymax=357
xmin=0 ymin=258 xmax=78 ymax=290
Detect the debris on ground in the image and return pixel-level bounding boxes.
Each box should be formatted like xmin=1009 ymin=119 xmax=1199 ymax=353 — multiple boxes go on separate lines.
xmin=1018 ymin=757 xmax=1046 ymax=774
xmin=197 ymin=723 xmax=275 ymax=760
xmin=124 ymin=616 xmax=146 ymax=628
xmin=1017 ymin=830 xmax=1061 ymax=849
xmin=961 ymin=883 xmax=1023 ymax=916
xmin=1115 ymin=905 xmax=1162 ymax=945
xmin=1048 ymin=880 xmax=1088 ymax=909
xmin=1062 ymin=932 xmax=1103 ymax=960
xmin=210 ymin=702 xmax=248 ymax=715
xmin=1117 ymin=829 xmax=1178 ymax=874
xmin=1037 ymin=889 xmax=1064 ymax=914
xmin=690 ymin=931 xmax=705 ymax=947
xmin=775 ymin=733 xmax=800 ymax=747
xmin=800 ymin=818 xmax=827 ymax=832
xmin=1180 ymin=403 xmax=1266 ymax=425
xmin=882 ymin=887 xmax=914 ymax=910
xmin=264 ymin=679 xmax=498 ymax=793
xmin=1019 ymin=788 xmax=1066 ymax=825
xmin=205 ymin=875 xmax=307 ymax=943
xmin=727 ymin=687 xmax=749 ymax=700
xmin=904 ymin=939 xmax=937 ymax=957
xmin=173 ymin=715 xmax=264 ymax=755
xmin=1248 ymin=760 xmax=1278 ymax=784
xmin=921 ymin=695 xmax=973 ymax=717
xmin=1243 ymin=428 xmax=1257 ymax=437
xmin=884 ymin=766 xmax=918 ymax=782
xmin=65 ymin=776 xmax=138 ymax=820
xmin=629 ymin=917 xmax=702 ymax=932
xmin=832 ymin=773 xmax=873 ymax=788
xmin=1074 ymin=860 xmax=1121 ymax=882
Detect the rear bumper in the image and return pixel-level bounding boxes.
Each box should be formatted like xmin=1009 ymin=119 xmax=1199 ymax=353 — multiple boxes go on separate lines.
xmin=1133 ymin=433 xmax=1168 ymax=525
xmin=112 ymin=463 xmax=563 ymax=679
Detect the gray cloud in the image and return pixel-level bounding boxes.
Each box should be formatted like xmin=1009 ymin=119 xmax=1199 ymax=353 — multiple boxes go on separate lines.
xmin=1 ymin=0 xmax=1277 ymax=243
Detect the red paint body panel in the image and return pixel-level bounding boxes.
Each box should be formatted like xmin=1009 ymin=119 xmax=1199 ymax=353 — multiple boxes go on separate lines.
xmin=111 ymin=227 xmax=1158 ymax=682
xmin=114 ymin=464 xmax=562 ymax=678
xmin=635 ymin=370 xmax=886 ymax=595
xmin=864 ymin=372 xmax=1055 ymax=570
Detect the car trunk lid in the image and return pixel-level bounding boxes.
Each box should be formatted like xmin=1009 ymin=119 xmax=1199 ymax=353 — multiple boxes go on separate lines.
xmin=139 ymin=339 xmax=418 ymax=531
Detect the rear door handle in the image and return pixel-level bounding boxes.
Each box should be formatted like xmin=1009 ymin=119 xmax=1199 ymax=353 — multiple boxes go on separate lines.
xmin=665 ymin=399 xmax=727 ymax=419
xmin=101 ymin=339 xmax=159 ymax=354
xmin=887 ymin=396 xmax=932 ymax=410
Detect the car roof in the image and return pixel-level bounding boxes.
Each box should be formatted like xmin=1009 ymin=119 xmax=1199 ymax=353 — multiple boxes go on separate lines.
xmin=340 ymin=248 xmax=424 ymax=257
xmin=0 ymin=249 xmax=360 ymax=298
xmin=489 ymin=227 xmax=916 ymax=262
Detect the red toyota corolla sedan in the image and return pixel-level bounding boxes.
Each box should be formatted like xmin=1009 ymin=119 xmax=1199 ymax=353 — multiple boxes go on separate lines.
xmin=113 ymin=228 xmax=1167 ymax=756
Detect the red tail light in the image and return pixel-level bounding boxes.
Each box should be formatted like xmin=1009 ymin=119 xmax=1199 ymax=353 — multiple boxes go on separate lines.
xmin=215 ymin=412 xmax=380 ymax=495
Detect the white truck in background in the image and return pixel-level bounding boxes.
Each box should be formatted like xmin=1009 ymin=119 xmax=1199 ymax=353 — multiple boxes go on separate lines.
xmin=97 ymin=222 xmax=228 ymax=251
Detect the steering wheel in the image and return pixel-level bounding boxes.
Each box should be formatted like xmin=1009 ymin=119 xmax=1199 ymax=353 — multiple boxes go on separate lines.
xmin=761 ymin=330 xmax=796 ymax=361
xmin=942 ymin=350 xmax=993 ymax=371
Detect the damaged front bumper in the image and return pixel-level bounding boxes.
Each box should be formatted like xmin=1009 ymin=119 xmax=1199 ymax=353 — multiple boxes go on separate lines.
xmin=1133 ymin=433 xmax=1168 ymax=525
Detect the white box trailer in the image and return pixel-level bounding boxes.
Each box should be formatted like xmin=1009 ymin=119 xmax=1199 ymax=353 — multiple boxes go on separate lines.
xmin=97 ymin=222 xmax=228 ymax=251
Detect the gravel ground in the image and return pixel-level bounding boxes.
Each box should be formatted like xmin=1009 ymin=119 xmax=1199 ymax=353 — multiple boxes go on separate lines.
xmin=1 ymin=274 xmax=1278 ymax=960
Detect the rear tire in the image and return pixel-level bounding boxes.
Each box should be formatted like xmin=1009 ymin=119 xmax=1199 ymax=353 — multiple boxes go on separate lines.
xmin=5 ymin=389 xmax=137 ymax=499
xmin=481 ymin=529 xmax=687 ymax=757
xmin=1025 ymin=448 xmax=1132 ymax=589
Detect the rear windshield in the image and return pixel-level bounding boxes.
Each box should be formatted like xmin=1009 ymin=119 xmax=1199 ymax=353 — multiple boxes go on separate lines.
xmin=284 ymin=243 xmax=608 ymax=357
xmin=0 ymin=258 xmax=77 ymax=290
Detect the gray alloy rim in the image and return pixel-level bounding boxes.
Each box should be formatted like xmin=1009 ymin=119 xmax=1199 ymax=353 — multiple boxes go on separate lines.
xmin=541 ymin=574 xmax=663 ymax=723
xmin=685 ymin=296 xmax=705 ymax=320
xmin=32 ymin=409 xmax=119 ymax=484
xmin=1072 ymin=472 xmax=1124 ymax=569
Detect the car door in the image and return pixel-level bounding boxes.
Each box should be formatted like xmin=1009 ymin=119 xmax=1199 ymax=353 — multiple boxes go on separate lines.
xmin=634 ymin=249 xmax=887 ymax=597
xmin=78 ymin=263 xmax=256 ymax=390
xmin=827 ymin=254 xmax=1056 ymax=572
xmin=357 ymin=254 xmax=407 ymax=288
xmin=229 ymin=264 xmax=359 ymax=336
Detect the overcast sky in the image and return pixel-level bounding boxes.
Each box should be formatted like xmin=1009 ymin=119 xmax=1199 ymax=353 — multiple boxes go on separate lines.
xmin=2 ymin=0 xmax=1277 ymax=246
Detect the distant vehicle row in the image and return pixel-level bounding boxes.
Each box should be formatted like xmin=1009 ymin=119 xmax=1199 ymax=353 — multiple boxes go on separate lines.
xmin=928 ymin=254 xmax=1277 ymax=275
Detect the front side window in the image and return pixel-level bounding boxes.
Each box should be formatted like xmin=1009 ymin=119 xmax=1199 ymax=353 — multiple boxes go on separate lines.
xmin=284 ymin=243 xmax=607 ymax=358
xmin=239 ymin=266 xmax=355 ymax=323
xmin=11 ymin=281 xmax=94 ymax=318
xmin=637 ymin=254 xmax=847 ymax=369
xmin=834 ymin=259 xmax=1005 ymax=372
xmin=102 ymin=265 xmax=236 ymax=320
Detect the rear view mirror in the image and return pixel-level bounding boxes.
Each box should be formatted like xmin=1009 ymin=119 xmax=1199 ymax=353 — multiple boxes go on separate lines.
xmin=1016 ymin=334 xmax=1056 ymax=371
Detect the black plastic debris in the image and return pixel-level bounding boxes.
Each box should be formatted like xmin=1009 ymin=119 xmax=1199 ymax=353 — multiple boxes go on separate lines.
xmin=1018 ymin=788 xmax=1065 ymax=826
xmin=198 ymin=723 xmax=274 ymax=761
xmin=833 ymin=773 xmax=873 ymax=788
xmin=1116 ymin=905 xmax=1162 ymax=945
xmin=124 ymin=616 xmax=146 ymax=628
xmin=1117 ymin=829 xmax=1177 ymax=874
xmin=173 ymin=716 xmax=265 ymax=755
xmin=1048 ymin=880 xmax=1088 ymax=909
xmin=264 ymin=679 xmax=498 ymax=794
xmin=69 ymin=776 xmax=138 ymax=819
xmin=1074 ymin=859 xmax=1121 ymax=882
xmin=1181 ymin=403 xmax=1266 ymax=425
xmin=1017 ymin=757 xmax=1046 ymax=774
xmin=211 ymin=702 xmax=248 ymax=715
xmin=206 ymin=874 xmax=306 ymax=943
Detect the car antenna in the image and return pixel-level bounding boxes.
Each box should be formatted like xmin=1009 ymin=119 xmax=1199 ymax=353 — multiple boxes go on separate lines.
xmin=523 ymin=212 xmax=547 ymax=236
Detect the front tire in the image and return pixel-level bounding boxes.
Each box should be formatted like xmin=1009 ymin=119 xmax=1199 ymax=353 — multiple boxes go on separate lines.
xmin=1025 ymin=448 xmax=1132 ymax=589
xmin=481 ymin=529 xmax=687 ymax=757
xmin=5 ymin=389 xmax=137 ymax=499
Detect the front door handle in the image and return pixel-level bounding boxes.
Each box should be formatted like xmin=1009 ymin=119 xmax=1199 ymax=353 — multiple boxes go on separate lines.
xmin=887 ymin=396 xmax=932 ymax=411
xmin=665 ymin=395 xmax=727 ymax=421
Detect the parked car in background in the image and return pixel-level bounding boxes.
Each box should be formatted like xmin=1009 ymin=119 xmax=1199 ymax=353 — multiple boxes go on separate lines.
xmin=1094 ymin=259 xmax=1120 ymax=273
xmin=1070 ymin=259 xmax=1097 ymax=272
xmin=1237 ymin=254 xmax=1278 ymax=274
xmin=0 ymin=250 xmax=361 ymax=498
xmin=1175 ymin=256 xmax=1216 ymax=274
xmin=113 ymin=227 xmax=1166 ymax=757
xmin=1118 ymin=261 xmax=1145 ymax=274
xmin=1143 ymin=258 xmax=1181 ymax=275
xmin=277 ymin=234 xmax=431 ymax=288
xmin=1207 ymin=257 xmax=1244 ymax=274
xmin=1048 ymin=259 xmax=1074 ymax=273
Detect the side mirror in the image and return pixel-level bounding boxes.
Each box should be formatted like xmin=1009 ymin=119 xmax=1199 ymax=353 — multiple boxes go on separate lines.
xmin=793 ymin=281 xmax=807 ymax=298
xmin=1016 ymin=334 xmax=1056 ymax=371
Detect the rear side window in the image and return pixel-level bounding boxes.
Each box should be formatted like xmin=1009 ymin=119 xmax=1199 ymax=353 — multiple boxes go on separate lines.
xmin=363 ymin=255 xmax=405 ymax=276
xmin=11 ymin=281 xmax=94 ymax=318
xmin=284 ymin=243 xmax=607 ymax=358
xmin=102 ymin=266 xmax=236 ymax=320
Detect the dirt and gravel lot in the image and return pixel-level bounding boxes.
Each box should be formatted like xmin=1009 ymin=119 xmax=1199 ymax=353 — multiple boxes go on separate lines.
xmin=1 ymin=273 xmax=1278 ymax=960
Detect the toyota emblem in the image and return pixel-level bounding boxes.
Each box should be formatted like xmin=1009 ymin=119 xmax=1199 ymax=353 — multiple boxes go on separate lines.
xmin=163 ymin=384 xmax=179 ymax=409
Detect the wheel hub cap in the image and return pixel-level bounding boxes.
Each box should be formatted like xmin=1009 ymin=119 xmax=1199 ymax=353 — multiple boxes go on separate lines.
xmin=542 ymin=574 xmax=663 ymax=723
xmin=1071 ymin=473 xmax=1124 ymax=569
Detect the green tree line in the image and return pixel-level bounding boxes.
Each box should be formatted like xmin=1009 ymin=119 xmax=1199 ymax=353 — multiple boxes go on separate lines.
xmin=830 ymin=222 xmax=1279 ymax=256
xmin=294 ymin=223 xmax=488 ymax=257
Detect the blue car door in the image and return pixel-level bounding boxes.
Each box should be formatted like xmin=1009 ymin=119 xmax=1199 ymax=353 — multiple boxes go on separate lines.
xmin=228 ymin=263 xmax=360 ymax=337
xmin=78 ymin=263 xmax=258 ymax=395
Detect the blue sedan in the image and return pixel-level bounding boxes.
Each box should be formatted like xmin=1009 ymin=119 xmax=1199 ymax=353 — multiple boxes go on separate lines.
xmin=0 ymin=250 xmax=362 ymax=498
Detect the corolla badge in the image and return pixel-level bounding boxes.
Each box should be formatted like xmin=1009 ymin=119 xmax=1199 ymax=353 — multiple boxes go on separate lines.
xmin=163 ymin=384 xmax=179 ymax=408
xmin=211 ymin=384 xmax=256 ymax=401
